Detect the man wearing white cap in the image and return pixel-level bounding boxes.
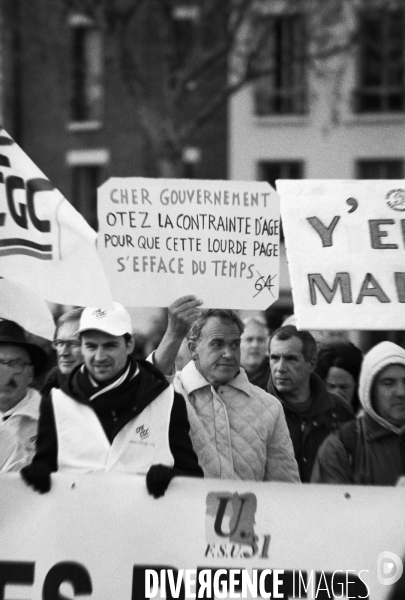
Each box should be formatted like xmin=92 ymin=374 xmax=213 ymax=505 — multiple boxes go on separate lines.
xmin=21 ymin=303 xmax=203 ymax=496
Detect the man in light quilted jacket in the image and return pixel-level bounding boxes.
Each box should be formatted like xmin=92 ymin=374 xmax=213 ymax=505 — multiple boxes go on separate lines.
xmin=154 ymin=300 xmax=300 ymax=482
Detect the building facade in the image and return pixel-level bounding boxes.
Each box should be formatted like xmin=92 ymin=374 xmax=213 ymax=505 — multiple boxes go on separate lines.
xmin=0 ymin=0 xmax=228 ymax=335
xmin=0 ymin=0 xmax=227 ymax=233
xmin=229 ymin=1 xmax=405 ymax=344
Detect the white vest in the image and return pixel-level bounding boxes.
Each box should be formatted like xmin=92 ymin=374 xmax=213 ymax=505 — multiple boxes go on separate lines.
xmin=51 ymin=387 xmax=174 ymax=474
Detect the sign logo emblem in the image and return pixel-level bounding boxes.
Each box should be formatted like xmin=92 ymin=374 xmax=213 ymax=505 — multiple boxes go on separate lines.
xmin=205 ymin=492 xmax=270 ymax=559
xmin=386 ymin=189 xmax=405 ymax=212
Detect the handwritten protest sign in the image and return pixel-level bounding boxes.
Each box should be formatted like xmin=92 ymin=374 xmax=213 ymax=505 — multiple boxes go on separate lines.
xmin=0 ymin=127 xmax=112 ymax=307
xmin=278 ymin=180 xmax=405 ymax=330
xmin=1 ymin=474 xmax=404 ymax=599
xmin=98 ymin=178 xmax=280 ymax=309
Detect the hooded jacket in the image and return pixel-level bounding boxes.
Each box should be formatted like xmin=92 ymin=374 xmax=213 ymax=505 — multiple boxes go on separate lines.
xmin=311 ymin=341 xmax=405 ymax=485
xmin=32 ymin=357 xmax=203 ymax=477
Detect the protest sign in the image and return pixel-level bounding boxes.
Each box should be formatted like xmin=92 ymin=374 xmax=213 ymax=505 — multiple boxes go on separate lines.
xmin=278 ymin=180 xmax=405 ymax=330
xmin=0 ymin=127 xmax=112 ymax=307
xmin=97 ymin=178 xmax=280 ymax=309
xmin=0 ymin=474 xmax=404 ymax=599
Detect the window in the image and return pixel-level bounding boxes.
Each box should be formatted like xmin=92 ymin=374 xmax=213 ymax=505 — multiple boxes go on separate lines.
xmin=171 ymin=5 xmax=199 ymax=74
xmin=356 ymin=160 xmax=404 ymax=179
xmin=68 ymin=149 xmax=109 ymax=231
xmin=71 ymin=165 xmax=102 ymax=231
xmin=354 ymin=8 xmax=405 ymax=113
xmin=258 ymin=160 xmax=304 ymax=188
xmin=253 ymin=15 xmax=307 ymax=116
xmin=70 ymin=16 xmax=103 ymax=123
xmin=258 ymin=161 xmax=304 ymax=241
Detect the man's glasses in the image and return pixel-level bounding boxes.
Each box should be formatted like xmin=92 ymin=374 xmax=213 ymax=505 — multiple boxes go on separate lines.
xmin=52 ymin=339 xmax=81 ymax=350
xmin=0 ymin=358 xmax=33 ymax=374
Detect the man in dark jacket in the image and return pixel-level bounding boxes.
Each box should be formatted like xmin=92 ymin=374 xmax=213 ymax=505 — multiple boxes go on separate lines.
xmin=312 ymin=341 xmax=405 ymax=485
xmin=21 ymin=302 xmax=203 ymax=497
xmin=267 ymin=325 xmax=353 ymax=481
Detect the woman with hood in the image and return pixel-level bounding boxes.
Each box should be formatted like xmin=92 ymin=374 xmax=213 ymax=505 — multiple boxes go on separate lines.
xmin=311 ymin=341 xmax=405 ymax=485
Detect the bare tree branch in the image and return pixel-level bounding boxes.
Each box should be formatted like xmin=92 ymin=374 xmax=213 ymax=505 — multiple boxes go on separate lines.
xmin=10 ymin=0 xmax=399 ymax=173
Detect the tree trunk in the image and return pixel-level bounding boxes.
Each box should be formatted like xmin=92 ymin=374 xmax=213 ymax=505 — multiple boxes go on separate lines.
xmin=157 ymin=154 xmax=185 ymax=178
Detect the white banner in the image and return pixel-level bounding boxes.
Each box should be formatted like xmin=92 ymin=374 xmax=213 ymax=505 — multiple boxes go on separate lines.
xmin=97 ymin=178 xmax=280 ymax=309
xmin=0 ymin=474 xmax=404 ymax=599
xmin=278 ymin=180 xmax=405 ymax=330
xmin=0 ymin=127 xmax=112 ymax=307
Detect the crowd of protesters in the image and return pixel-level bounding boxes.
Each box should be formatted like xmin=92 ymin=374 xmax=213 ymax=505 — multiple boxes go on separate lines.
xmin=0 ymin=295 xmax=404 ymax=497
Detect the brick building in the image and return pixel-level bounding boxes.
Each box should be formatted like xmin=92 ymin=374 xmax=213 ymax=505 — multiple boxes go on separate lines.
xmin=0 ymin=0 xmax=227 ymax=232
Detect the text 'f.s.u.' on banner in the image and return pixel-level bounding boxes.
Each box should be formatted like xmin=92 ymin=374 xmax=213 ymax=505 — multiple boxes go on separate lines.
xmin=97 ymin=178 xmax=280 ymax=309
xmin=278 ymin=180 xmax=405 ymax=330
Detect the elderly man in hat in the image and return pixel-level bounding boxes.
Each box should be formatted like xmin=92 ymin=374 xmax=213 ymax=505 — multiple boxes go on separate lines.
xmin=21 ymin=302 xmax=203 ymax=497
xmin=0 ymin=319 xmax=48 ymax=471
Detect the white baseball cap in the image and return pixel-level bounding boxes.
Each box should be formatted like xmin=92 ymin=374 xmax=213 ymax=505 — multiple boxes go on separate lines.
xmin=78 ymin=303 xmax=132 ymax=336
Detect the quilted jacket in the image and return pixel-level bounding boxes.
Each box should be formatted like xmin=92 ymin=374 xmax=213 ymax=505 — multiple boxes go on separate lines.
xmin=172 ymin=361 xmax=300 ymax=482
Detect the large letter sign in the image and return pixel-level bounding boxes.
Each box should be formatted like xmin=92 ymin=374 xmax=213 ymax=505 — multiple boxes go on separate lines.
xmin=278 ymin=180 xmax=405 ymax=330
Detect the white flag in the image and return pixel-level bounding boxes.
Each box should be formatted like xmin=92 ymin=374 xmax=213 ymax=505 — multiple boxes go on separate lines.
xmin=0 ymin=278 xmax=55 ymax=340
xmin=0 ymin=127 xmax=112 ymax=307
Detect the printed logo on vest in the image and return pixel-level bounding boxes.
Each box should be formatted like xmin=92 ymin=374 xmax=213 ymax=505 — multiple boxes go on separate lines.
xmin=205 ymin=492 xmax=270 ymax=560
xmin=136 ymin=424 xmax=149 ymax=439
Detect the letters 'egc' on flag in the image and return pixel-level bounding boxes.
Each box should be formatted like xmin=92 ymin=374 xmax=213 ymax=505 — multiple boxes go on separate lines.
xmin=0 ymin=127 xmax=112 ymax=307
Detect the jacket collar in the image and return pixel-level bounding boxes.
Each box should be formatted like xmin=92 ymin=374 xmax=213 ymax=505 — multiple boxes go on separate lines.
xmin=180 ymin=360 xmax=252 ymax=398
xmin=363 ymin=411 xmax=405 ymax=439
xmin=62 ymin=356 xmax=169 ymax=401
xmin=267 ymin=372 xmax=341 ymax=415
xmin=2 ymin=387 xmax=41 ymax=419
